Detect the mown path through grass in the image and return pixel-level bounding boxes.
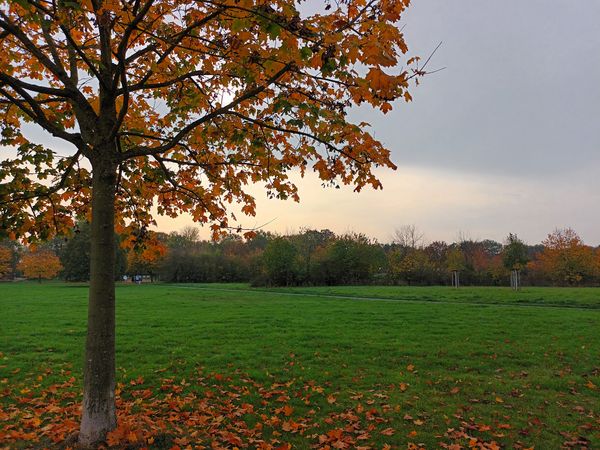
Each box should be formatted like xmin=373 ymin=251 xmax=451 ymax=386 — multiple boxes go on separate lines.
xmin=1 ymin=283 xmax=599 ymax=448
xmin=171 ymin=284 xmax=600 ymax=310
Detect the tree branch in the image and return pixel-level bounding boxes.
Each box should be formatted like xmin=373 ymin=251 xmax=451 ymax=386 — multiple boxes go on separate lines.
xmin=152 ymin=155 xmax=213 ymax=214
xmin=226 ymin=111 xmax=366 ymax=165
xmin=0 ymin=73 xmax=75 ymax=98
xmin=121 ymin=8 xmax=226 ymax=88
xmin=0 ymin=150 xmax=82 ymax=205
xmin=0 ymin=86 xmax=84 ymax=148
xmin=0 ymin=12 xmax=71 ymax=84
xmin=120 ymin=62 xmax=295 ymax=160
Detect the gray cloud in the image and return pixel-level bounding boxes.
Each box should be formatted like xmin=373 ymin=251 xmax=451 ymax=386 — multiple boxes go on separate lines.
xmin=355 ymin=0 xmax=600 ymax=177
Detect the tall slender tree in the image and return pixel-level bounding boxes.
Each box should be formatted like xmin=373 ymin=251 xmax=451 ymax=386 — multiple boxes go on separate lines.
xmin=0 ymin=0 xmax=423 ymax=445
xmin=502 ymin=233 xmax=528 ymax=289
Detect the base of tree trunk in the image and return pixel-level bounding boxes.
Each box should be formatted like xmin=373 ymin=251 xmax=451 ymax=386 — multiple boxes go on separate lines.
xmin=78 ymin=400 xmax=116 ymax=447
xmin=63 ymin=432 xmax=79 ymax=447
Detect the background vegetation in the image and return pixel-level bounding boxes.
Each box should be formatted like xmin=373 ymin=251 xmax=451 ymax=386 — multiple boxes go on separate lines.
xmin=2 ymin=224 xmax=599 ymax=288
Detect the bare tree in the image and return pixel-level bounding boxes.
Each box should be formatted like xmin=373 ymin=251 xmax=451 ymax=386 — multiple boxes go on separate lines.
xmin=392 ymin=225 xmax=425 ymax=249
xmin=180 ymin=226 xmax=201 ymax=244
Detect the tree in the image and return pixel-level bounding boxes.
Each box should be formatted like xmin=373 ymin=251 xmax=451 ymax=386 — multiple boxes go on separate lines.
xmin=315 ymin=233 xmax=384 ymax=285
xmin=61 ymin=223 xmax=92 ymax=281
xmin=0 ymin=244 xmax=11 ymax=278
xmin=502 ymin=233 xmax=528 ymax=289
xmin=392 ymin=224 xmax=424 ymax=249
xmin=0 ymin=1 xmax=421 ymax=444
xmin=446 ymin=246 xmax=465 ymax=287
xmin=488 ymin=254 xmax=510 ymax=285
xmin=481 ymin=239 xmax=502 ymax=258
xmin=18 ymin=249 xmax=63 ymax=282
xmin=125 ymin=233 xmax=166 ymax=282
xmin=423 ymin=240 xmax=449 ymax=284
xmin=179 ymin=226 xmax=201 ymax=245
xmin=61 ymin=222 xmax=127 ymax=281
xmin=0 ymin=238 xmax=22 ymax=280
xmin=291 ymin=228 xmax=335 ymax=283
xmin=261 ymin=236 xmax=298 ymax=286
xmin=388 ymin=247 xmax=430 ymax=285
xmin=502 ymin=233 xmax=528 ymax=270
xmin=536 ymin=228 xmax=595 ymax=285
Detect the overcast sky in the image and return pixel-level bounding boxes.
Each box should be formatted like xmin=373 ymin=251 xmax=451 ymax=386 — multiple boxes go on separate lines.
xmin=159 ymin=0 xmax=600 ymax=245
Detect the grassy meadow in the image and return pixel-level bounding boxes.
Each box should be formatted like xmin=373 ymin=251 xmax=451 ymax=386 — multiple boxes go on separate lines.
xmin=1 ymin=282 xmax=599 ymax=448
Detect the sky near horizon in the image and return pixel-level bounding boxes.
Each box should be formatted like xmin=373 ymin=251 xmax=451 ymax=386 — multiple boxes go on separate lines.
xmin=158 ymin=0 xmax=600 ymax=245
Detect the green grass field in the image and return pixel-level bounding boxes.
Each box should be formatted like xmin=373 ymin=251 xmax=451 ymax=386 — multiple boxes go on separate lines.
xmin=1 ymin=282 xmax=599 ymax=448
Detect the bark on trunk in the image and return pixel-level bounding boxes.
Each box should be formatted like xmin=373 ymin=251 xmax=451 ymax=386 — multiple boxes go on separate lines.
xmin=79 ymin=160 xmax=117 ymax=447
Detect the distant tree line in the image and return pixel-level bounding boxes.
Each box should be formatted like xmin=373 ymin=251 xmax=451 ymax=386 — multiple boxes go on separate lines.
xmin=1 ymin=224 xmax=599 ymax=287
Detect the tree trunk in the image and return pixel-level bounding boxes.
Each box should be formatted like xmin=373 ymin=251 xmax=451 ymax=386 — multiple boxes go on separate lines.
xmin=79 ymin=160 xmax=117 ymax=447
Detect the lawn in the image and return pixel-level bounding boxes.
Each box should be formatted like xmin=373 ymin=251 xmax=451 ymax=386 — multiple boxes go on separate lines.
xmin=1 ymin=282 xmax=599 ymax=448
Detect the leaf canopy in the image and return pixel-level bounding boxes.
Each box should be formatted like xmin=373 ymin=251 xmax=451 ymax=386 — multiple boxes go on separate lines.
xmin=0 ymin=0 xmax=418 ymax=241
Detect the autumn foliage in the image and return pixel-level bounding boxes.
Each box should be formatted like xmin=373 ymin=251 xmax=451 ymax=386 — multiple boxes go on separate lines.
xmin=125 ymin=232 xmax=167 ymax=280
xmin=151 ymin=227 xmax=600 ymax=287
xmin=0 ymin=245 xmax=11 ymax=277
xmin=17 ymin=249 xmax=62 ymax=282
xmin=0 ymin=369 xmax=550 ymax=449
xmin=0 ymin=0 xmax=421 ymax=241
xmin=532 ymin=228 xmax=596 ymax=285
